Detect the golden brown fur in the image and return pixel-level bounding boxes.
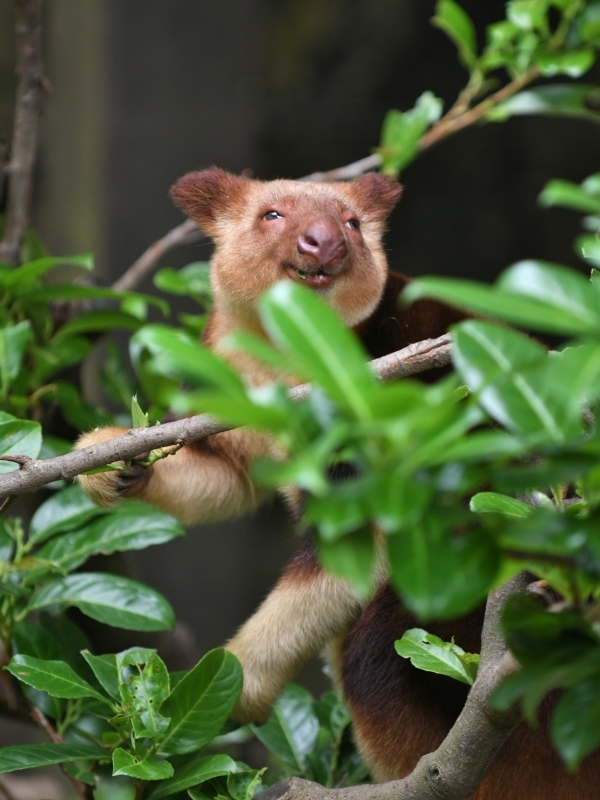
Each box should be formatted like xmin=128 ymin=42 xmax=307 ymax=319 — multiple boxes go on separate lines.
xmin=75 ymin=169 xmax=600 ymax=796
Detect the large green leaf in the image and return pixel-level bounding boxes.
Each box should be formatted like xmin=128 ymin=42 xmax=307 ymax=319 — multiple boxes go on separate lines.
xmin=159 ymin=649 xmax=242 ymax=756
xmin=395 ymin=628 xmax=478 ymax=685
xmin=118 ymin=648 xmax=171 ymax=739
xmin=52 ymin=310 xmax=143 ymax=341
xmin=37 ymin=504 xmax=184 ymax=571
xmin=149 ymin=754 xmax=238 ymax=799
xmin=539 ymin=179 xmax=600 ymax=214
xmin=0 ymin=412 xmax=41 ymax=474
xmin=0 ymin=744 xmax=105 ymax=773
xmin=259 ymin=281 xmax=376 ymax=420
xmin=537 ymin=48 xmax=596 ymax=78
xmin=29 ymin=483 xmax=103 ymax=545
xmin=81 ymin=651 xmax=120 ymax=700
xmin=112 ymin=748 xmax=174 ymax=780
xmin=0 ymin=254 xmax=94 ymax=289
xmin=251 ymin=684 xmax=319 ymax=770
xmin=317 ymin=529 xmax=376 ymax=598
xmin=551 ymin=676 xmax=600 ymax=770
xmin=470 ymin=492 xmax=533 ymax=518
xmin=487 ymin=84 xmax=600 ymax=123
xmin=5 ymin=655 xmax=108 ymax=702
xmin=388 ymin=514 xmax=499 ymax=620
xmin=24 ymin=573 xmax=175 ymax=631
xmin=0 ymin=320 xmax=32 ymax=391
xmin=433 ymin=0 xmax=477 ymax=68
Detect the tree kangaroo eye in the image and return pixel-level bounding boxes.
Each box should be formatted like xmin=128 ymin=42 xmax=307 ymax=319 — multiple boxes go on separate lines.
xmin=263 ymin=210 xmax=283 ymax=220
xmin=345 ymin=218 xmax=360 ymax=230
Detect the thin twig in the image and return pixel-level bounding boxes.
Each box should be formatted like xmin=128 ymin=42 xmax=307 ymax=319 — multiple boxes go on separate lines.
xmin=29 ymin=708 xmax=90 ymax=799
xmin=0 ymin=0 xmax=47 ymax=266
xmin=0 ymin=334 xmax=452 ymax=498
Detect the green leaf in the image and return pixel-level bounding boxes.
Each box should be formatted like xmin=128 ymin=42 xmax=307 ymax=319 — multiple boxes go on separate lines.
xmin=395 ymin=628 xmax=478 ymax=685
xmin=377 ymin=92 xmax=443 ymax=175
xmin=470 ymin=492 xmax=534 ymax=518
xmin=131 ymin=395 xmax=149 ymax=428
xmin=0 ymin=412 xmax=42 ymax=474
xmin=5 ymin=655 xmax=108 ymax=702
xmin=433 ymin=0 xmax=477 ymax=68
xmin=52 ymin=310 xmax=143 ymax=341
xmin=159 ymin=648 xmax=243 ymax=756
xmin=93 ymin=773 xmax=136 ymax=800
xmin=0 ymin=321 xmax=32 ymax=391
xmin=227 ymin=768 xmax=266 ymax=800
xmin=118 ymin=647 xmax=171 ymax=739
xmin=25 ymin=573 xmax=175 ymax=631
xmin=259 ymin=281 xmax=376 ymax=419
xmin=23 ymin=283 xmax=168 ymax=314
xmin=251 ymin=684 xmax=319 ymax=770
xmin=551 ymin=676 xmax=600 ymax=770
xmin=0 ymin=744 xmax=105 ymax=773
xmin=487 ymin=84 xmax=600 ymax=123
xmin=318 ymin=529 xmax=376 ymax=598
xmin=120 ymin=295 xmax=148 ymax=321
xmin=388 ymin=514 xmax=499 ymax=620
xmin=154 ymin=262 xmax=212 ymax=304
xmin=507 ymin=0 xmax=549 ymax=30
xmin=112 ymin=748 xmax=174 ymax=780
xmin=579 ymin=3 xmax=600 ymax=43
xmin=29 ymin=483 xmax=103 ymax=545
xmin=537 ymin=48 xmax=596 ymax=78
xmin=37 ymin=504 xmax=184 ymax=571
xmin=149 ymin=754 xmax=238 ymax=799
xmin=11 ymin=621 xmax=65 ymax=719
xmin=81 ymin=651 xmax=120 ymax=700
xmin=540 ymin=180 xmax=600 ymax=215
xmin=0 ymin=254 xmax=94 ymax=289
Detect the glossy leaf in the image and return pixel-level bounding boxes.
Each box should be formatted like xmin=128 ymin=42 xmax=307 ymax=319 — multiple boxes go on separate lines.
xmin=487 ymin=84 xmax=600 ymax=123
xmin=470 ymin=492 xmax=533 ymax=518
xmin=0 ymin=412 xmax=41 ymax=474
xmin=159 ymin=648 xmax=243 ymax=756
xmin=81 ymin=651 xmax=120 ymax=700
xmin=149 ymin=754 xmax=238 ymax=799
xmin=118 ymin=647 xmax=171 ymax=739
xmin=251 ymin=684 xmax=319 ymax=769
xmin=378 ymin=92 xmax=443 ymax=174
xmin=433 ymin=0 xmax=477 ymax=68
xmin=0 ymin=254 xmax=94 ymax=289
xmin=552 ymin=676 xmax=600 ymax=770
xmin=259 ymin=281 xmax=376 ymax=419
xmin=537 ymin=49 xmax=596 ymax=78
xmin=25 ymin=573 xmax=175 ymax=631
xmin=6 ymin=655 xmax=108 ymax=702
xmin=29 ymin=483 xmax=103 ymax=545
xmin=37 ymin=504 xmax=184 ymax=571
xmin=0 ymin=321 xmax=32 ymax=390
xmin=395 ymin=628 xmax=478 ymax=685
xmin=0 ymin=744 xmax=105 ymax=773
xmin=540 ymin=180 xmax=600 ymax=215
xmin=507 ymin=0 xmax=548 ymax=31
xmin=112 ymin=748 xmax=174 ymax=780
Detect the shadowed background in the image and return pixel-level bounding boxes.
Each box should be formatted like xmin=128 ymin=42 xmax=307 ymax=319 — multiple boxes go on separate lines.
xmin=1 ymin=0 xmax=599 ymax=717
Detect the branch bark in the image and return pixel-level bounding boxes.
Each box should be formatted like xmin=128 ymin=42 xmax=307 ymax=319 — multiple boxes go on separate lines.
xmin=259 ymin=573 xmax=529 ymax=800
xmin=0 ymin=334 xmax=452 ymax=498
xmin=0 ymin=0 xmax=46 ymax=266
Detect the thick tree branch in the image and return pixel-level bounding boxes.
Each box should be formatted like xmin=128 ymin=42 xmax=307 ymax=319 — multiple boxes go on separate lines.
xmin=0 ymin=0 xmax=46 ymax=266
xmin=0 ymin=334 xmax=452 ymax=498
xmin=260 ymin=573 xmax=530 ymax=800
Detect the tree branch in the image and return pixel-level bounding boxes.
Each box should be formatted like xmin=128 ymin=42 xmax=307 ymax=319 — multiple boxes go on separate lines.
xmin=260 ymin=573 xmax=530 ymax=800
xmin=0 ymin=0 xmax=46 ymax=266
xmin=0 ymin=334 xmax=452 ymax=498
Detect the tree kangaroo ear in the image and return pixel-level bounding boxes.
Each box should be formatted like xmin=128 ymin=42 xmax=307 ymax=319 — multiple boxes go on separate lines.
xmin=347 ymin=172 xmax=403 ymax=224
xmin=170 ymin=167 xmax=250 ymax=234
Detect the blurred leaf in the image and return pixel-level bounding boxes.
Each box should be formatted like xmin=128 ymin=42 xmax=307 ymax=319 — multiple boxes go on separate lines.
xmin=52 ymin=310 xmax=143 ymax=341
xmin=121 ymin=295 xmax=148 ymax=321
xmin=25 ymin=573 xmax=175 ymax=631
xmin=537 ymin=48 xmax=596 ymax=77
xmin=99 ymin=342 xmax=137 ymax=410
xmin=540 ymin=180 xmax=600 ymax=214
xmin=117 ymin=648 xmax=171 ymax=739
xmin=552 ymin=676 xmax=600 ymax=770
xmin=433 ymin=0 xmax=477 ymax=68
xmin=507 ymin=0 xmax=549 ymax=31
xmin=259 ymin=281 xmax=376 ymax=419
xmin=159 ymin=649 xmax=243 ymax=756
xmin=23 ymin=283 xmax=168 ymax=314
xmin=112 ymin=748 xmax=173 ymax=780
xmin=0 ymin=744 xmax=105 ymax=773
xmin=470 ymin=492 xmax=533 ymax=518
xmin=154 ymin=262 xmax=212 ymax=306
xmin=6 ymin=655 xmax=108 ymax=702
xmin=395 ymin=628 xmax=478 ymax=685
xmin=0 ymin=412 xmax=42 ymax=474
xmin=149 ymin=754 xmax=238 ymax=799
xmin=579 ymin=2 xmax=600 ymax=43
xmin=318 ymin=528 xmax=376 ymax=598
xmin=39 ymin=435 xmax=71 ymax=460
xmin=53 ymin=381 xmax=111 ymax=431
xmin=251 ymin=684 xmax=319 ymax=770
xmin=487 ymin=84 xmax=600 ymax=123
xmin=31 ymin=336 xmax=92 ymax=385
xmin=0 ymin=321 xmax=32 ymax=392
xmin=0 ymin=254 xmax=94 ymax=290
xmin=29 ymin=483 xmax=103 ymax=545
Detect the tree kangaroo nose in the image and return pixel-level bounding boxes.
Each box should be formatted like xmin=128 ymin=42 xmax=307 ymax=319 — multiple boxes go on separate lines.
xmin=297 ymin=217 xmax=348 ymax=267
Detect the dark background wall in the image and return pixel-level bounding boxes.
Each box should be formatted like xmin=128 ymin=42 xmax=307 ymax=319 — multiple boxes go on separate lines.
xmin=1 ymin=0 xmax=600 ymax=681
